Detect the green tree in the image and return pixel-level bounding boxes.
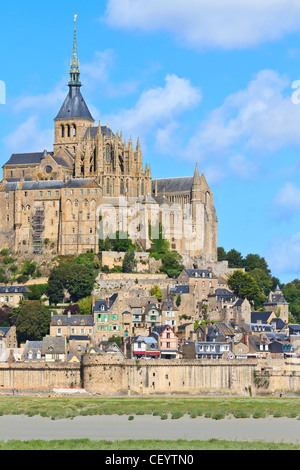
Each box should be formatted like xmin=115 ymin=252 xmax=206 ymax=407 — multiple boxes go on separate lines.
xmin=243 ymin=253 xmax=271 ymax=275
xmin=151 ymin=285 xmax=162 ymax=302
xmin=77 ymin=296 xmax=93 ymax=315
xmin=283 ymin=280 xmax=300 ymax=322
xmin=67 ymin=265 xmax=95 ymax=303
xmin=160 ymin=251 xmax=184 ymax=278
xmin=226 ymin=249 xmax=244 ymax=268
xmin=15 ymin=301 xmax=51 ymax=344
xmin=248 ymin=268 xmax=273 ymax=296
xmin=227 ymin=270 xmax=261 ymax=303
xmin=217 ymin=247 xmax=227 ymax=262
xmin=148 ymin=222 xmax=170 ymax=259
xmin=122 ymin=251 xmax=137 ymax=273
xmin=176 ymin=294 xmax=182 ymax=307
xmin=47 ymin=263 xmax=72 ymax=305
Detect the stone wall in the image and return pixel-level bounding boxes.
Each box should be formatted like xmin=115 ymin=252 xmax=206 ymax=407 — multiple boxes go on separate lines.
xmin=0 ymin=362 xmax=81 ymax=393
xmin=0 ymin=356 xmax=299 ymax=397
xmin=81 ymin=355 xmax=300 ymax=397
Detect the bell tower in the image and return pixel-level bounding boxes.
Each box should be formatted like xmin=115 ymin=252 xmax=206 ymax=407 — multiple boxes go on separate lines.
xmin=53 ymin=15 xmax=95 ymax=159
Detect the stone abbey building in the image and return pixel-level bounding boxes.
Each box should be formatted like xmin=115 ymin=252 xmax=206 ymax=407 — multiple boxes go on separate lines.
xmin=0 ymin=17 xmax=218 ymax=264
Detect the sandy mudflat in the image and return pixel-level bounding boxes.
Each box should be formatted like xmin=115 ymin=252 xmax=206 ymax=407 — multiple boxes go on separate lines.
xmin=0 ymin=415 xmax=299 ymax=443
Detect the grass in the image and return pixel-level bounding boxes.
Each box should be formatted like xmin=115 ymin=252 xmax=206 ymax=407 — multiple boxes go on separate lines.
xmin=0 ymin=438 xmax=298 ymax=450
xmin=0 ymin=396 xmax=299 ymax=421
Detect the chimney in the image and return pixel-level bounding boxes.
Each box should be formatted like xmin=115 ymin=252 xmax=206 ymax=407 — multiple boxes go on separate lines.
xmin=107 ymin=297 xmax=110 ymax=308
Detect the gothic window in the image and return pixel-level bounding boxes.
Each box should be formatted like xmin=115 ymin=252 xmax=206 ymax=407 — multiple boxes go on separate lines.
xmin=106 ymin=180 xmax=110 ymax=195
xmin=61 ymin=125 xmax=65 ymax=138
xmin=120 ymin=180 xmax=124 ymax=195
xmin=141 ymin=180 xmax=145 ymax=196
xmin=73 ymin=124 xmax=76 ymax=137
xmin=106 ymin=146 xmax=110 ymax=164
xmin=67 ymin=125 xmax=71 ymax=138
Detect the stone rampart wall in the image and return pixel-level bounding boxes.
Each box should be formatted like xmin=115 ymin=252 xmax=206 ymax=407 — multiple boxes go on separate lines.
xmin=0 ymin=357 xmax=299 ymax=396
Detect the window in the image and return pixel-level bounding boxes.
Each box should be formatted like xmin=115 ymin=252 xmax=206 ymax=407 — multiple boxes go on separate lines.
xmin=106 ymin=146 xmax=110 ymax=163
xmin=47 ymin=191 xmax=51 ymax=197
xmin=5 ymin=192 xmax=9 ymax=199
xmin=39 ymin=191 xmax=43 ymax=197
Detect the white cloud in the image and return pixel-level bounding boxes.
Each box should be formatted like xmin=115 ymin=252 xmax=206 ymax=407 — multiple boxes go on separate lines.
xmin=2 ymin=116 xmax=53 ymax=154
xmin=105 ymin=74 xmax=202 ymax=142
xmin=13 ymin=81 xmax=66 ymax=114
xmin=268 ymin=233 xmax=300 ymax=276
xmin=104 ymin=0 xmax=300 ymax=50
xmin=272 ymin=182 xmax=300 ymax=220
xmin=181 ymin=69 xmax=300 ymax=178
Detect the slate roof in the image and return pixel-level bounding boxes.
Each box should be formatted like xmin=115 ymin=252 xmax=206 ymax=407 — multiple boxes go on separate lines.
xmin=94 ymin=294 xmax=118 ymax=313
xmin=55 ymin=86 xmax=94 ymax=121
xmin=251 ymin=311 xmax=274 ymax=324
xmin=182 ymin=269 xmax=217 ymax=279
xmin=209 ymin=288 xmax=236 ymax=301
xmin=0 ymin=286 xmax=27 ymax=294
xmin=41 ymin=336 xmax=66 ymax=355
xmin=4 ymin=152 xmax=54 ymax=167
xmin=152 ymin=177 xmax=193 ymax=194
xmin=84 ymin=126 xmax=115 ymax=139
xmin=170 ymin=285 xmax=190 ymax=295
xmin=51 ymin=315 xmax=93 ymax=326
xmin=0 ymin=327 xmax=12 ymax=337
xmin=24 ymin=341 xmax=43 ymax=361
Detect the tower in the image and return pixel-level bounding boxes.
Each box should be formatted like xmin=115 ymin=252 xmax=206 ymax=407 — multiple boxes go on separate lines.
xmin=53 ymin=14 xmax=95 ymax=161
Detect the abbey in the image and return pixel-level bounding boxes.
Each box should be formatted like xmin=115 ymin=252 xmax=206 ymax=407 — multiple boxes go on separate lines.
xmin=0 ymin=17 xmax=218 ymax=264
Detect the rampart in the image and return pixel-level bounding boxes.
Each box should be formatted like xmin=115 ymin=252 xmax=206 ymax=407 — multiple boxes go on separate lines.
xmin=81 ymin=356 xmax=300 ymax=397
xmin=0 ymin=356 xmax=300 ymax=396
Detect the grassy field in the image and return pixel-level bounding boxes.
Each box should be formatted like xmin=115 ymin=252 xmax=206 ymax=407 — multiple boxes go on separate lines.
xmin=0 ymin=438 xmax=299 ymax=450
xmin=0 ymin=396 xmax=299 ymax=420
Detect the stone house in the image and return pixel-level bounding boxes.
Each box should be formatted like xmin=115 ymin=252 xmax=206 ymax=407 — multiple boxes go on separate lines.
xmin=145 ymin=304 xmax=162 ymax=329
xmin=23 ymin=337 xmax=67 ymax=362
xmin=247 ymin=335 xmax=270 ymax=359
xmin=161 ymin=300 xmax=179 ymax=328
xmin=93 ymin=294 xmax=123 ymax=342
xmin=263 ymin=285 xmax=289 ymax=323
xmin=0 ymin=326 xmax=17 ymax=349
xmin=50 ymin=312 xmax=93 ymax=339
xmin=42 ymin=337 xmax=67 ymax=362
xmin=0 ymin=286 xmax=27 ymax=308
xmin=178 ymin=269 xmax=218 ymax=301
xmin=195 ymin=341 xmax=230 ymax=359
xmin=0 ymin=326 xmax=18 ymax=362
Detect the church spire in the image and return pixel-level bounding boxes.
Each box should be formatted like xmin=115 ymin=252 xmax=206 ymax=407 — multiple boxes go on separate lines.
xmin=69 ymin=14 xmax=81 ymax=87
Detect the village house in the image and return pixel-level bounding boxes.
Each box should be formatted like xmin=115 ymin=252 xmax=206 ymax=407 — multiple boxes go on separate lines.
xmin=132 ymin=336 xmax=160 ymax=359
xmin=150 ymin=325 xmax=179 ymax=359
xmin=178 ymin=268 xmax=218 ymax=300
xmin=0 ymin=286 xmax=27 ymax=308
xmin=263 ymin=285 xmax=289 ymax=323
xmin=195 ymin=341 xmax=230 ymax=359
xmin=50 ymin=312 xmax=93 ymax=338
xmin=93 ymin=294 xmax=123 ymax=342
xmin=23 ymin=336 xmax=67 ymax=362
xmin=161 ymin=300 xmax=179 ymax=328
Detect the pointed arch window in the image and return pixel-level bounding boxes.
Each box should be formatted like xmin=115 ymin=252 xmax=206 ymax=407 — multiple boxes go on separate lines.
xmin=106 ymin=146 xmax=110 ymax=164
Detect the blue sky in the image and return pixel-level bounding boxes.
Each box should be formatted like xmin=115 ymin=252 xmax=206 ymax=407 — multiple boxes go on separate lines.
xmin=1 ymin=0 xmax=300 ymax=284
